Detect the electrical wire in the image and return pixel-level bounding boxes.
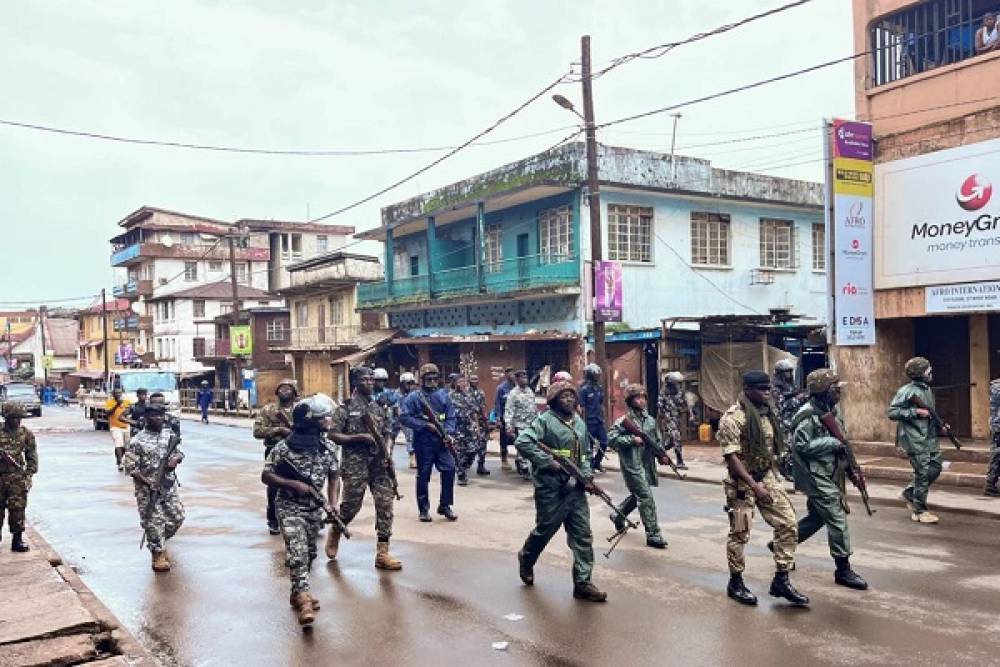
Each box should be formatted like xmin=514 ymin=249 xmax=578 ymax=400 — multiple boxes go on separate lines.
xmin=0 ymin=293 xmax=102 ymax=306
xmin=653 ymin=232 xmax=761 ymax=315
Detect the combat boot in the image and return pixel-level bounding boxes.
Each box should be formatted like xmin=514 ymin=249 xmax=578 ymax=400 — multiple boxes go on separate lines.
xmin=911 ymin=511 xmax=939 ymax=524
xmin=573 ymin=581 xmax=608 ymax=602
xmin=834 ymin=556 xmax=868 ymax=590
xmin=985 ymin=486 xmax=1000 ymax=497
xmin=501 ymin=456 xmax=513 ymax=472
xmin=437 ymin=505 xmax=458 ymax=521
xmin=292 ymin=592 xmax=315 ymax=626
xmin=151 ymin=551 xmax=170 ymax=573
xmin=646 ymin=534 xmax=667 ymax=549
xmin=769 ymin=570 xmax=809 ymax=606
xmin=375 ymin=541 xmax=402 ymax=570
xmin=457 ymin=471 xmax=468 ymax=486
xmin=289 ymin=593 xmax=320 ymax=610
xmin=726 ymin=573 xmax=757 ymax=606
xmin=325 ymin=527 xmax=342 ymax=560
xmin=11 ymin=532 xmax=29 ymax=553
xmin=517 ymin=551 xmax=534 ymax=586
xmin=476 ymin=461 xmax=491 ymax=476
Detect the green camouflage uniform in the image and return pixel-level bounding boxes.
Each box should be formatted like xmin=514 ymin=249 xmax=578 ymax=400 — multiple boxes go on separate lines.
xmin=608 ymin=408 xmax=666 ymax=539
xmin=121 ymin=428 xmax=185 ymax=554
xmin=331 ymin=394 xmax=394 ymax=541
xmin=887 ymin=381 xmax=941 ymax=512
xmin=265 ymin=439 xmax=339 ymax=595
xmin=0 ymin=424 xmax=38 ymax=535
xmin=515 ymin=410 xmax=595 ymax=584
xmin=790 ymin=400 xmax=851 ymax=558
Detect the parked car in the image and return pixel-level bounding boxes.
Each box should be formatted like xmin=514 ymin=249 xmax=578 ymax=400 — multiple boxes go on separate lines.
xmin=1 ymin=382 xmax=42 ymax=417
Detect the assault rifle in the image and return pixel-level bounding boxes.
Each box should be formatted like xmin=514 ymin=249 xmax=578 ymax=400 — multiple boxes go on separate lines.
xmin=416 ymin=394 xmax=460 ymax=459
xmin=817 ymin=412 xmax=874 ymax=516
xmin=621 ymin=415 xmax=685 ymax=480
xmin=907 ymin=395 xmax=963 ymax=450
xmin=363 ymin=412 xmax=402 ymax=501
xmin=274 ymin=456 xmax=352 ymax=539
xmin=138 ymin=432 xmax=182 ymax=550
xmin=1 ymin=450 xmax=25 ymax=473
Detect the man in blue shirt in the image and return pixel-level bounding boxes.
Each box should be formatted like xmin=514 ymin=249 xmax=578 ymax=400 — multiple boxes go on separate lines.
xmin=494 ymin=367 xmax=515 ymax=471
xmin=579 ymin=364 xmax=608 ymax=472
xmin=196 ymin=381 xmax=213 ymax=424
xmin=401 ymin=363 xmax=458 ymax=522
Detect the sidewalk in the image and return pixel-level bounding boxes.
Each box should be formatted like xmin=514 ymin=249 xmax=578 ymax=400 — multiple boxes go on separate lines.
xmin=0 ymin=527 xmax=154 ymax=666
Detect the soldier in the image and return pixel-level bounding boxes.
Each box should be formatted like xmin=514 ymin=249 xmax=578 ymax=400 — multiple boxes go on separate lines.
xmin=504 ymin=370 xmax=537 ymax=481
xmin=0 ymin=404 xmax=38 ymax=552
xmin=124 ymin=388 xmax=150 ymax=436
xmin=579 ymin=364 xmax=608 ymax=473
xmin=397 ymin=372 xmax=417 ymax=470
xmin=400 ymin=363 xmax=458 ymax=523
xmin=789 ymin=369 xmax=868 ymax=590
xmin=985 ymin=378 xmax=1000 ymax=497
xmin=608 ymin=384 xmax=669 ymax=549
xmin=254 ymin=379 xmax=299 ymax=535
xmin=772 ymin=358 xmax=807 ymax=445
xmin=494 ymin=368 xmax=515 ymax=471
xmin=450 ymin=376 xmax=482 ymax=486
xmin=262 ymin=394 xmax=340 ymax=626
xmin=149 ymin=392 xmax=181 ymax=437
xmin=468 ymin=376 xmax=490 ymax=476
xmin=325 ymin=367 xmax=401 ymax=570
xmin=888 ymin=357 xmax=945 ymax=523
xmin=719 ymin=371 xmax=808 ymax=607
xmin=122 ymin=403 xmax=184 ymax=573
xmin=515 ymin=381 xmax=606 ymax=602
xmin=657 ymin=371 xmax=692 ymax=470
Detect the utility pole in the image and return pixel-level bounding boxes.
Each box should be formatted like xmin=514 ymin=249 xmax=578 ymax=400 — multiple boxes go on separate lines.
xmin=101 ymin=288 xmax=110 ymax=385
xmin=228 ymin=234 xmax=241 ymax=402
xmin=669 ymin=113 xmax=682 ymax=181
xmin=38 ymin=305 xmax=48 ymax=386
xmin=581 ymin=35 xmax=607 ymax=379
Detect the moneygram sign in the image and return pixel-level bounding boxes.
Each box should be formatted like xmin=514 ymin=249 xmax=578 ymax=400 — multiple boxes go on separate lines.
xmin=875 ymin=138 xmax=1000 ymax=289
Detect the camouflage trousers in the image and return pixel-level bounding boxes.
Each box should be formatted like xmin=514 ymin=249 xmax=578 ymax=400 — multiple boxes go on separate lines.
xmin=277 ymin=501 xmax=323 ymax=595
xmin=456 ymin=428 xmax=486 ymax=471
xmin=133 ymin=482 xmax=185 ymax=554
xmin=0 ymin=472 xmax=30 ymax=534
xmin=338 ymin=445 xmax=394 ymax=541
xmin=987 ymin=433 xmax=1000 ymax=488
xmin=658 ymin=417 xmax=683 ymax=459
xmin=724 ymin=471 xmax=797 ymax=574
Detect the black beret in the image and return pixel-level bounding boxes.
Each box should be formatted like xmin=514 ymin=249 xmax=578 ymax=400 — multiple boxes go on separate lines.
xmin=742 ymin=370 xmax=771 ymax=387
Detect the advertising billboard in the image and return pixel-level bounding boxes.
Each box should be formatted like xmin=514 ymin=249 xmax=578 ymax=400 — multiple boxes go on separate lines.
xmin=594 ymin=260 xmax=622 ymax=323
xmin=230 ymin=325 xmax=253 ymax=356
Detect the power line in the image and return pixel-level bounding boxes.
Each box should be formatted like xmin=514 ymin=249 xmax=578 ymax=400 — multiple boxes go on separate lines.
xmin=653 ymin=232 xmax=761 ymax=315
xmin=0 ymin=293 xmax=101 ymax=306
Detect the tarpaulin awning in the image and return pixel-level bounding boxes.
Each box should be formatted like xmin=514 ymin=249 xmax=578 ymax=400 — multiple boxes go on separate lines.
xmin=700 ymin=341 xmax=795 ymax=414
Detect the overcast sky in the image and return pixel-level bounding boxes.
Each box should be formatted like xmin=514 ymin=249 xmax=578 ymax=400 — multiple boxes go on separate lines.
xmin=0 ymin=0 xmax=854 ymax=305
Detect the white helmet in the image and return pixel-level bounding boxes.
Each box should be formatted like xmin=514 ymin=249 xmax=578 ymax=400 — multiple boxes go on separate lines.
xmin=665 ymin=371 xmax=684 ymax=384
xmin=372 ymin=368 xmax=389 ymax=380
xmin=399 ymin=372 xmax=416 ymax=384
xmin=553 ymin=371 xmax=573 ymax=383
xmin=584 ymin=363 xmax=602 ymax=378
xmin=292 ymin=393 xmax=337 ymax=426
xmin=774 ymin=358 xmax=796 ymax=372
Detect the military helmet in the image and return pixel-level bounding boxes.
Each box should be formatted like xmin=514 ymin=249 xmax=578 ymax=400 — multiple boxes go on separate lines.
xmin=546 ymin=380 xmax=577 ymax=405
xmin=806 ymin=368 xmax=844 ymax=395
xmin=419 ymin=363 xmax=440 ymax=378
xmin=2 ymin=403 xmax=26 ymax=418
xmin=275 ymin=378 xmax=299 ymax=396
xmin=584 ymin=363 xmax=602 ymax=378
xmin=372 ymin=368 xmax=389 ymax=381
xmin=399 ymin=372 xmax=416 ymax=384
xmin=665 ymin=371 xmax=683 ymax=384
xmin=774 ymin=358 xmax=796 ymax=372
xmin=904 ymin=356 xmax=931 ymax=379
xmin=624 ymin=383 xmax=647 ymax=403
xmin=292 ymin=393 xmax=337 ymax=426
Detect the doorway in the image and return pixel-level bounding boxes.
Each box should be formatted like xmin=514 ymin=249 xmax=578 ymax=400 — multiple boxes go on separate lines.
xmin=516 ymin=233 xmax=530 ymax=288
xmin=915 ymin=316 xmax=970 ymax=436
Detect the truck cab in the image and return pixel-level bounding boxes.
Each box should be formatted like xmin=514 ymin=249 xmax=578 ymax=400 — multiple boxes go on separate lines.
xmin=82 ymin=369 xmax=179 ymax=429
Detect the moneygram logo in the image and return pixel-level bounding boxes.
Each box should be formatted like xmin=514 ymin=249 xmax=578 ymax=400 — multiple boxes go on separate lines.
xmin=956 ymin=174 xmax=991 ymax=212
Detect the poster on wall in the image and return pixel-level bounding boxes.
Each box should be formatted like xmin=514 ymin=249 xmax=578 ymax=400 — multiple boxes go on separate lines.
xmin=829 ymin=119 xmax=876 ymax=346
xmin=230 ymin=325 xmax=253 ymax=356
xmin=594 ymin=260 xmax=622 ymax=323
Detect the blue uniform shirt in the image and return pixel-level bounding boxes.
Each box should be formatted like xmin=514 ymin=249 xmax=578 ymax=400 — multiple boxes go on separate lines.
xmin=401 ymin=388 xmax=456 ymax=448
xmin=494 ymin=380 xmax=512 ymax=423
xmin=578 ymin=382 xmax=605 ymax=427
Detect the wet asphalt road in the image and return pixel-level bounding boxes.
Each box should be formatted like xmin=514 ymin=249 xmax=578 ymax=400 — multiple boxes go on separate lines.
xmin=21 ymin=407 xmax=1000 ymax=666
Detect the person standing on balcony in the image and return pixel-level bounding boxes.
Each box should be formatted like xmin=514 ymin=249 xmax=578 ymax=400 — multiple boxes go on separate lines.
xmin=505 ymin=370 xmax=538 ymax=481
xmin=579 ymin=364 xmax=608 ymax=473
xmin=254 ymin=379 xmax=298 ymax=535
xmin=196 ymin=381 xmax=213 ymax=424
xmin=975 ymin=14 xmax=999 ymax=54
xmin=400 ymin=364 xmax=458 ymax=522
xmin=494 ymin=367 xmax=515 ymax=471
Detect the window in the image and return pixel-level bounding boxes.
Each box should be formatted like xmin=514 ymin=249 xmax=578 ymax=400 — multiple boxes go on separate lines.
xmin=281 ymin=234 xmax=303 ymax=261
xmin=266 ymin=320 xmax=286 ymax=341
xmin=538 ymin=206 xmax=573 ymax=264
xmin=316 ymin=235 xmax=328 ymax=254
xmin=394 ymin=250 xmax=409 ymax=278
xmin=180 ymin=232 xmax=196 ymax=245
xmin=192 ymin=337 xmax=206 ymax=357
xmin=156 ymin=338 xmax=163 ymax=359
xmin=759 ymin=218 xmax=796 ymax=269
xmin=295 ymin=302 xmax=309 ymax=327
xmin=208 ymin=261 xmax=223 ymax=272
xmin=690 ymin=212 xmax=731 ymax=266
xmin=409 ymin=255 xmax=419 ymax=277
xmin=184 ymin=261 xmax=198 ymax=282
xmin=193 ymin=300 xmax=206 ymax=318
xmin=235 ymin=263 xmax=248 ymax=284
xmin=329 ymin=294 xmax=345 ymax=326
xmin=812 ymin=223 xmax=826 ymax=271
xmin=484 ymin=225 xmax=503 ymax=272
xmin=291 ymin=234 xmax=302 ymax=256
xmin=141 ymin=262 xmax=154 ymax=280
xmin=607 ymin=204 xmax=652 ymax=263
xmin=220 ymin=304 xmax=233 ymax=316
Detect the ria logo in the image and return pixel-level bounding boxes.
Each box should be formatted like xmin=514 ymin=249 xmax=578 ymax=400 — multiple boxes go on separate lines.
xmin=851 ymin=239 xmax=860 ymax=250
xmin=956 ymin=174 xmax=991 ymax=212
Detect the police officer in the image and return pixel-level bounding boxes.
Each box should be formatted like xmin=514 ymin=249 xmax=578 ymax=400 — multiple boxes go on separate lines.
xmin=789 ymin=369 xmax=868 ymax=590
xmin=254 ymin=378 xmax=299 ymax=534
xmin=657 ymin=371 xmax=691 ymax=470
xmin=579 ymin=364 xmax=608 ymax=472
xmin=719 ymin=371 xmax=808 ymax=607
xmin=468 ymin=376 xmax=490 ymax=476
xmin=888 ymin=357 xmax=943 ymax=524
xmin=504 ymin=370 xmax=537 ymax=481
xmin=983 ymin=377 xmax=1000 ymax=497
xmin=0 ymin=403 xmax=38 ymax=552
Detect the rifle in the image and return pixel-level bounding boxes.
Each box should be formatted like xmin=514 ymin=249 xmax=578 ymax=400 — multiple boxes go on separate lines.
xmin=138 ymin=432 xmax=182 ymax=550
xmin=817 ymin=412 xmax=874 ymax=517
xmin=907 ymin=395 xmax=963 ymax=450
xmin=363 ymin=411 xmax=402 ymax=501
xmin=621 ymin=414 xmax=685 ymax=480
xmin=1 ymin=450 xmax=25 ymax=473
xmin=274 ymin=456 xmax=352 ymax=539
xmin=416 ymin=393 xmax=460 ymax=459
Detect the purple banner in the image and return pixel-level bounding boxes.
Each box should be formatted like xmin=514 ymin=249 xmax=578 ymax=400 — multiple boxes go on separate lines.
xmin=594 ymin=260 xmax=622 ymax=323
xmin=833 ymin=119 xmax=873 ymax=161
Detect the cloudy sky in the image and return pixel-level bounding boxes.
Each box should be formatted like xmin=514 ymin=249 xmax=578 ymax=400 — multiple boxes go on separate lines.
xmin=0 ymin=0 xmax=854 ymax=304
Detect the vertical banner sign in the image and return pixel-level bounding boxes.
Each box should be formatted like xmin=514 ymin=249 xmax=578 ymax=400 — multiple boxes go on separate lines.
xmin=830 ymin=119 xmax=875 ymax=346
xmin=230 ymin=325 xmax=253 ymax=356
xmin=594 ymin=260 xmax=623 ymax=322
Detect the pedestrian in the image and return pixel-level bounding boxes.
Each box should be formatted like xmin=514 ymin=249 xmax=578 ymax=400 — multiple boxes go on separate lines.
xmin=125 ymin=388 xmax=149 ymax=436
xmin=196 ymin=381 xmax=213 ymax=424
xmin=261 ymin=394 xmax=340 ymax=627
xmin=253 ymin=378 xmax=298 ymax=535
xmin=325 ymin=367 xmax=401 ymax=570
xmin=400 ymin=363 xmax=458 ymax=522
xmin=105 ymin=387 xmax=132 ymax=471
xmin=985 ymin=377 xmax=1000 ymax=497
xmin=397 ymin=372 xmax=417 ymax=470
xmin=719 ymin=370 xmax=808 ymax=607
xmin=0 ymin=403 xmax=38 ymax=553
xmin=515 ymin=380 xmax=606 ymax=602
xmin=504 ymin=370 xmax=537 ymax=481
xmin=657 ymin=371 xmax=693 ymax=470
xmin=122 ymin=403 xmax=184 ymax=573
xmin=788 ymin=369 xmax=868 ymax=590
xmin=607 ymin=384 xmax=669 ymax=549
xmin=450 ymin=376 xmax=481 ymax=486
xmin=494 ymin=367 xmax=515 ymax=471
xmin=468 ymin=376 xmax=490 ymax=476
xmin=579 ymin=364 xmax=609 ymax=472
xmin=888 ymin=357 xmax=944 ymax=524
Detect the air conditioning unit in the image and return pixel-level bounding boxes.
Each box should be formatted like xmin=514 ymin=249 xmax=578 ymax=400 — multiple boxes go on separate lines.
xmin=749 ymin=268 xmax=775 ymax=285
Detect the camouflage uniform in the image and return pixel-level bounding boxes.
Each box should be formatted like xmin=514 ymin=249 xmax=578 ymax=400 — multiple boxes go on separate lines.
xmin=505 ymin=386 xmax=537 ymax=477
xmin=332 ymin=394 xmax=394 ymax=541
xmin=656 ymin=391 xmax=686 ymax=451
xmin=0 ymin=420 xmax=38 ymax=536
xmin=253 ymin=402 xmax=295 ymax=529
xmin=985 ymin=379 xmax=1000 ymax=493
xmin=264 ymin=439 xmax=339 ymax=595
xmin=468 ymin=386 xmax=489 ymax=467
xmin=122 ymin=428 xmax=185 ymax=554
xmin=772 ymin=378 xmax=807 ymax=444
xmin=450 ymin=389 xmax=483 ymax=473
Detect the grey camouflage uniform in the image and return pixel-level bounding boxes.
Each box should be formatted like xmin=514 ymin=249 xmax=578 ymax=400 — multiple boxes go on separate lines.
xmin=505 ymin=386 xmax=537 ymax=475
xmin=986 ymin=379 xmax=1000 ymax=490
xmin=772 ymin=379 xmax=807 ymax=443
xmin=656 ymin=391 xmax=686 ymax=450
xmin=450 ymin=389 xmax=483 ymax=471
xmin=122 ymin=428 xmax=185 ymax=554
xmin=331 ymin=394 xmax=393 ymax=541
xmin=469 ymin=386 xmax=489 ymax=465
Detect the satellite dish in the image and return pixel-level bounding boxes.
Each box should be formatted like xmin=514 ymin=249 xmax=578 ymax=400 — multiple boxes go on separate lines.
xmin=161 ymin=234 xmax=174 ymax=248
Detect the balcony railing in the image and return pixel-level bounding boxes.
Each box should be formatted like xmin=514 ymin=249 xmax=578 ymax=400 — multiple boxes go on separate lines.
xmin=193 ymin=338 xmax=228 ymax=358
xmin=112 ymin=279 xmax=138 ymax=298
xmin=110 ymin=242 xmax=270 ymax=267
xmin=275 ymin=325 xmax=363 ymax=349
xmin=113 ymin=315 xmax=140 ymax=332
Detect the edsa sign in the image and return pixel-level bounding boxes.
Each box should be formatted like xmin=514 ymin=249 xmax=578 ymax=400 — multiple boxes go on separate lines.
xmin=875 ymin=139 xmax=1000 ymax=289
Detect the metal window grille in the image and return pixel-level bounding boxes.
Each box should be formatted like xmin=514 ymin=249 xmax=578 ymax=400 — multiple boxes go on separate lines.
xmin=812 ymin=223 xmax=826 ymax=271
xmin=759 ymin=218 xmax=796 ymax=269
xmin=484 ymin=225 xmax=503 ymax=272
xmin=608 ymin=204 xmax=652 ymax=263
xmin=538 ymin=206 xmax=573 ymax=264
xmin=193 ymin=300 xmax=206 ymax=318
xmin=184 ymin=262 xmax=198 ymax=282
xmin=192 ymin=337 xmax=206 ymax=357
xmin=690 ymin=212 xmax=731 ymax=266
xmin=266 ymin=320 xmax=287 ymax=341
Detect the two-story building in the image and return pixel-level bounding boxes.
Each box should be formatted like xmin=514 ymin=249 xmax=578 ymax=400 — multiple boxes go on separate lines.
xmin=75 ymin=298 xmax=138 ymax=373
xmin=355 ymin=142 xmax=825 ymax=404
